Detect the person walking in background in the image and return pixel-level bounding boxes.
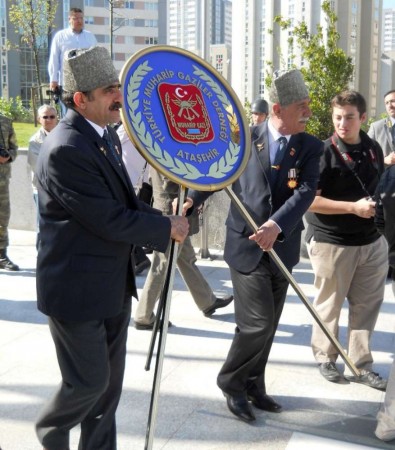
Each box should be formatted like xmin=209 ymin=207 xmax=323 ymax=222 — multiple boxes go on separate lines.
xmin=34 ymin=46 xmax=189 ymax=450
xmin=305 ymin=90 xmax=388 ymax=390
xmin=48 ymin=7 xmax=97 ymax=114
xmin=133 ymin=168 xmax=234 ymax=330
xmin=27 ymin=105 xmax=58 ymax=248
xmin=116 ymin=122 xmax=152 ymax=275
xmin=0 ymin=113 xmax=19 ymax=271
xmin=374 ymin=163 xmax=395 ymax=442
xmin=187 ymin=69 xmax=323 ymax=422
xmin=250 ymin=98 xmax=269 ymax=126
xmin=116 ymin=123 xmax=149 ymax=187
xmin=368 ymin=89 xmax=395 ymax=167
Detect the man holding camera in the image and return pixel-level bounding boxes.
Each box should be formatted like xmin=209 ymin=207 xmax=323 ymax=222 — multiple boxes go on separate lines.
xmin=48 ymin=7 xmax=97 ymax=115
xmin=305 ymin=91 xmax=387 ymax=389
xmin=0 ymin=113 xmax=19 ymax=271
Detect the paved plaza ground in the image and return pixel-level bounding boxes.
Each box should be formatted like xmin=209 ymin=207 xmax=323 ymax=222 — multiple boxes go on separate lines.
xmin=1 ymin=229 xmax=395 ymax=449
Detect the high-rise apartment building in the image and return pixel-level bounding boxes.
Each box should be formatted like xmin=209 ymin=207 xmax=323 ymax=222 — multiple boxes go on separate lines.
xmin=383 ymin=7 xmax=395 ymax=53
xmin=168 ymin=0 xmax=231 ymax=56
xmin=380 ymin=7 xmax=395 ymax=112
xmin=232 ymin=0 xmax=382 ymax=117
xmin=2 ymin=0 xmax=232 ymax=106
xmin=167 ymin=0 xmax=232 ymax=81
xmin=1 ymin=0 xmax=164 ymax=105
xmin=1 ymin=0 xmax=387 ymax=118
xmin=1 ymin=0 xmax=11 ymax=100
xmin=63 ymin=0 xmax=163 ymax=73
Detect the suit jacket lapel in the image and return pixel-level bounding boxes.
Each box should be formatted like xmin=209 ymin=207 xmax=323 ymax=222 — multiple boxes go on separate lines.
xmin=251 ymin=122 xmax=271 ymax=184
xmin=66 ymin=109 xmax=137 ymax=200
xmin=99 ymin=131 xmax=139 ymax=199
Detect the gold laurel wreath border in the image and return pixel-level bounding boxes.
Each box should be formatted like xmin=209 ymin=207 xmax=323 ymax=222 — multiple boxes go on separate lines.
xmin=126 ymin=60 xmax=241 ymax=180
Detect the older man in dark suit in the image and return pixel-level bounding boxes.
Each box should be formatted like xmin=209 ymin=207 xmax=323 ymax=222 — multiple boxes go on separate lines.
xmin=187 ymin=69 xmax=323 ymax=422
xmin=34 ymin=46 xmax=188 ymax=450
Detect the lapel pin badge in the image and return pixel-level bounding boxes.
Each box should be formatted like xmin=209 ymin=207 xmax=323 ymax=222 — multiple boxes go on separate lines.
xmin=256 ymin=141 xmax=264 ymax=152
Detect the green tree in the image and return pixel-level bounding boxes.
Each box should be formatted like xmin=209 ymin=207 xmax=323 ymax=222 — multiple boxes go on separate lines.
xmin=244 ymin=100 xmax=252 ymax=125
xmin=8 ymin=0 xmax=58 ymax=104
xmin=267 ymin=0 xmax=354 ymax=140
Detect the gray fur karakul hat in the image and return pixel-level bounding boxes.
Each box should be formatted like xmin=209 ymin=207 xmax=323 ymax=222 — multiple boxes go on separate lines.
xmin=63 ymin=46 xmax=119 ymax=92
xmin=269 ymin=69 xmax=309 ymax=106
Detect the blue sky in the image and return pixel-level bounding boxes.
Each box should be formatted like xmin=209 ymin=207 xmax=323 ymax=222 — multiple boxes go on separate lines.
xmin=384 ymin=0 xmax=395 ymax=8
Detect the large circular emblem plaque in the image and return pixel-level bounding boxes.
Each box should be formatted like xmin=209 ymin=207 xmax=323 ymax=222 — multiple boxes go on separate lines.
xmin=120 ymin=45 xmax=251 ymax=191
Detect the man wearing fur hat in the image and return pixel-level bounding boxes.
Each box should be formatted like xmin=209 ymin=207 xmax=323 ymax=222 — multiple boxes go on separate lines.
xmin=186 ymin=69 xmax=323 ymax=422
xmin=34 ymin=46 xmax=189 ymax=450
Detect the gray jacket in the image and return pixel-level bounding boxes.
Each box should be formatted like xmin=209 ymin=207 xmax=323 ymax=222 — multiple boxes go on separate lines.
xmin=150 ymin=167 xmax=200 ymax=236
xmin=368 ymin=117 xmax=394 ymax=158
xmin=28 ymin=127 xmax=47 ymax=188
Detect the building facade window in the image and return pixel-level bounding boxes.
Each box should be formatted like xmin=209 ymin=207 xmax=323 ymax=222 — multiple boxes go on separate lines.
xmin=145 ymin=36 xmax=158 ymax=45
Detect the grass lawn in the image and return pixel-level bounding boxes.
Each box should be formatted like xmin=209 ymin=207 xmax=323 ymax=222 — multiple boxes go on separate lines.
xmin=13 ymin=122 xmax=39 ymax=148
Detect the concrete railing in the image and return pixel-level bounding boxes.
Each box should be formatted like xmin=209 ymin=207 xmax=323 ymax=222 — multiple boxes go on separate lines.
xmin=9 ymin=149 xmax=37 ymax=231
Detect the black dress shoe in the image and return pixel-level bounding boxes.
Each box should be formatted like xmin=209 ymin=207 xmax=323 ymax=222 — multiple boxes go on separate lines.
xmin=247 ymin=392 xmax=282 ymax=413
xmin=203 ymin=295 xmax=234 ymax=317
xmin=223 ymin=392 xmax=255 ymax=422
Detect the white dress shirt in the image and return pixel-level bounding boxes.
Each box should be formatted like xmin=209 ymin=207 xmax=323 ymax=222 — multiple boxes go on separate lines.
xmin=48 ymin=28 xmax=97 ymax=85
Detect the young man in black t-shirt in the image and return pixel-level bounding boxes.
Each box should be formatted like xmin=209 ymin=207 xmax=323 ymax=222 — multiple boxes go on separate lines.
xmin=305 ymin=90 xmax=388 ymax=390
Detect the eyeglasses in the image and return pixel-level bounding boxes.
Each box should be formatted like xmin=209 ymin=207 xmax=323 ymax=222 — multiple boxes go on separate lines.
xmin=42 ymin=115 xmax=56 ymax=119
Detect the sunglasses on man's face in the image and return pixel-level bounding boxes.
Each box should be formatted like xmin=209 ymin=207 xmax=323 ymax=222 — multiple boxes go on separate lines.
xmin=42 ymin=115 xmax=56 ymax=119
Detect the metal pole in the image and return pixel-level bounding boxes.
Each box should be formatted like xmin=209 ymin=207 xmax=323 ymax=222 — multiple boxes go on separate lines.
xmin=145 ymin=237 xmax=175 ymax=372
xmin=224 ymin=186 xmax=360 ymax=377
xmin=197 ymin=0 xmax=211 ymax=259
xmin=144 ymin=186 xmax=186 ymax=450
xmin=199 ymin=200 xmax=211 ymax=259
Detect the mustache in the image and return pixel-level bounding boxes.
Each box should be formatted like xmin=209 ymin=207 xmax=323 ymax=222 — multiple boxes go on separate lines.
xmin=299 ymin=118 xmax=309 ymax=123
xmin=110 ymin=102 xmax=122 ymax=111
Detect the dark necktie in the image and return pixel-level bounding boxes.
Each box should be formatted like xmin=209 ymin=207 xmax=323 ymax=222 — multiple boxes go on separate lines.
xmin=102 ymin=128 xmax=132 ymax=188
xmin=102 ymin=129 xmax=121 ymax=166
xmin=273 ymin=136 xmax=287 ymax=166
xmin=271 ymin=136 xmax=287 ymax=186
xmin=391 ymin=124 xmax=395 ymax=147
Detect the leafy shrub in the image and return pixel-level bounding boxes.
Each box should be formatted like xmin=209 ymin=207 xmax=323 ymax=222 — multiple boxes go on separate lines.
xmin=0 ymin=96 xmax=33 ymax=122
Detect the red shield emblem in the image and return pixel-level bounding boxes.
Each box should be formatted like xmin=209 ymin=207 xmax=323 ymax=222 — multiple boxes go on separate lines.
xmin=158 ymin=83 xmax=214 ymax=144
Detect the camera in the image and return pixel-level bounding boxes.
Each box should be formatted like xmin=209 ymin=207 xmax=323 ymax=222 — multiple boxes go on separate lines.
xmin=46 ymin=86 xmax=62 ymax=104
xmin=0 ymin=147 xmax=10 ymax=158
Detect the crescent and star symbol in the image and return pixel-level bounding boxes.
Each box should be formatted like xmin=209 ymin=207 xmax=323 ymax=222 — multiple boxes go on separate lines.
xmin=175 ymin=87 xmax=188 ymax=98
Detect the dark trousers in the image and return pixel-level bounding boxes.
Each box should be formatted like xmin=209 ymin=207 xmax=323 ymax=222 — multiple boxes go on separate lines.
xmin=217 ymin=255 xmax=289 ymax=396
xmin=36 ymin=299 xmax=131 ymax=450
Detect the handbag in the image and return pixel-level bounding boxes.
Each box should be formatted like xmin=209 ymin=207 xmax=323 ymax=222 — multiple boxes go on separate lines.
xmin=136 ymin=162 xmax=153 ymax=205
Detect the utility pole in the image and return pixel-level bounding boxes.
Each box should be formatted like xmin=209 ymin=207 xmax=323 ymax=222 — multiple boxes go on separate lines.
xmin=199 ymin=0 xmax=211 ymax=259
xmin=109 ymin=0 xmax=114 ymax=59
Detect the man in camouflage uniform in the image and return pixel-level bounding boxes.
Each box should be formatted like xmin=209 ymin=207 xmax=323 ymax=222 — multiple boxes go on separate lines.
xmin=0 ymin=114 xmax=19 ymax=271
